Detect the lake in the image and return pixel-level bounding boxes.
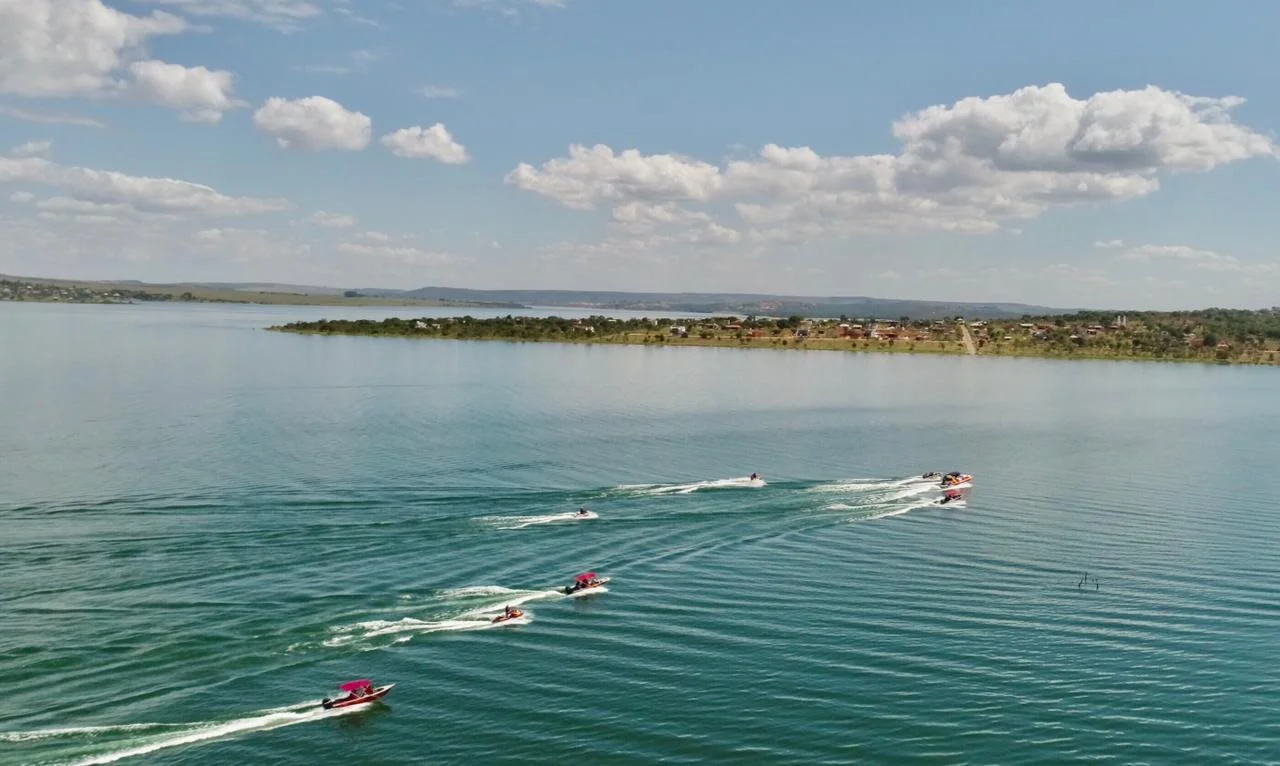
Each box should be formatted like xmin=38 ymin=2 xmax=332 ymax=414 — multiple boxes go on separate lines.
xmin=1 ymin=301 xmax=1277 ymax=765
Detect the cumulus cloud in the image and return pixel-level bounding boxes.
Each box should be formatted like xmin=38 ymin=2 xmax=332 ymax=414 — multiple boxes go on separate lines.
xmin=380 ymin=124 xmax=470 ymax=164
xmin=127 ymin=60 xmax=246 ymax=123
xmin=508 ymin=144 xmax=723 ymax=209
xmin=508 ymin=83 xmax=1276 ymax=242
xmin=303 ymin=211 xmax=356 ymax=228
xmin=611 ymin=201 xmax=710 ymax=229
xmin=0 ymin=0 xmax=186 ymax=98
xmin=253 ymin=96 xmax=372 ymax=151
xmin=0 ymin=155 xmax=291 ymax=216
xmin=9 ymin=191 xmax=36 ymax=203
xmin=0 ymin=0 xmax=252 ymax=123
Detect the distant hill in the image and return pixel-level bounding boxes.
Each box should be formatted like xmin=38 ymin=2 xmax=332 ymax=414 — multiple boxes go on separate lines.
xmin=2 ymin=273 xmax=1068 ymax=319
xmin=364 ymin=286 xmax=1065 ymax=320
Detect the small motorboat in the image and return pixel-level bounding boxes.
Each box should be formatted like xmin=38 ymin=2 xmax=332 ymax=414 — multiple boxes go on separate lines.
xmin=321 ymin=679 xmax=394 ymax=710
xmin=492 ymin=606 xmax=525 ymax=624
xmin=562 ymin=571 xmax=610 ymax=597
xmin=939 ymin=472 xmax=973 ymax=488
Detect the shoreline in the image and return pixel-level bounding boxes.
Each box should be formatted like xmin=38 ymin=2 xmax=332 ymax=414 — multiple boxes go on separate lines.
xmin=268 ymin=316 xmax=1280 ymax=367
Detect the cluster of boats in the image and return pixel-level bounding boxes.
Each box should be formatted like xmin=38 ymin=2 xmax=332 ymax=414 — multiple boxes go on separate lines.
xmin=321 ymin=571 xmax=609 ymax=708
xmin=320 ymin=470 xmax=973 ymax=712
xmin=922 ymin=471 xmax=974 ymax=504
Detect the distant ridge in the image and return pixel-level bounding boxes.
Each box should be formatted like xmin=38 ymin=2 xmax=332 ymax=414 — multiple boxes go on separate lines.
xmin=1 ymin=273 xmax=1068 ymax=319
xmin=364 ymin=286 xmax=1066 ymax=320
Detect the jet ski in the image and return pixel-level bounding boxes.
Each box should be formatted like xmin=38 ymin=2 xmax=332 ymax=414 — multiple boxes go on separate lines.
xmin=491 ymin=606 xmax=525 ymax=624
xmin=561 ymin=571 xmax=610 ymax=597
xmin=939 ymin=471 xmax=973 ymax=488
xmin=321 ymin=679 xmax=394 ymax=710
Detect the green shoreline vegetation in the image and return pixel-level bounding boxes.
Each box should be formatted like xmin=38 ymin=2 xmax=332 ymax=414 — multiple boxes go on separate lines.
xmin=269 ymin=310 xmax=1280 ymax=366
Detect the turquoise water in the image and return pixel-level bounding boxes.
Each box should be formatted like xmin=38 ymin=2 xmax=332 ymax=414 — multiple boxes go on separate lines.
xmin=2 ymin=301 xmax=1277 ymax=765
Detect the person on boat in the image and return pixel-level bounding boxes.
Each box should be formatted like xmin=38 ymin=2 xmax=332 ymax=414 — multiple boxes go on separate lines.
xmin=504 ymin=605 xmax=518 ymax=618
xmin=364 ymin=684 xmax=375 ymax=695
xmin=576 ymin=507 xmax=590 ymax=516
xmin=922 ymin=472 xmax=939 ymax=479
xmin=750 ymin=473 xmax=759 ymax=481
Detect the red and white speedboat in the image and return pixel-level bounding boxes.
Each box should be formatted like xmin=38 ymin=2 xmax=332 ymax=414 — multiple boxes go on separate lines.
xmin=321 ymin=679 xmax=394 ymax=710
xmin=561 ymin=572 xmax=610 ymax=597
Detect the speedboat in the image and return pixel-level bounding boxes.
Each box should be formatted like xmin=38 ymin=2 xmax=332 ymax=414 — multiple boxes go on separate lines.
xmin=939 ymin=472 xmax=972 ymax=488
xmin=321 ymin=679 xmax=394 ymax=710
xmin=492 ymin=607 xmax=525 ymax=624
xmin=562 ymin=571 xmax=610 ymax=597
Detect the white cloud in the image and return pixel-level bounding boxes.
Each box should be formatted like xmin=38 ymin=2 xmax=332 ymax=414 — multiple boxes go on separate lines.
xmin=0 ymin=0 xmax=185 ymax=97
xmin=9 ymin=191 xmax=36 ymax=203
xmin=136 ymin=0 xmax=323 ymax=30
xmin=507 ymin=144 xmax=723 ymax=209
xmin=127 ymin=60 xmax=246 ymax=123
xmin=0 ymin=0 xmax=252 ymax=123
xmin=10 ymin=141 xmax=53 ymax=159
xmin=253 ymin=96 xmax=372 ymax=152
xmin=352 ymin=230 xmax=412 ymax=242
xmin=303 ymin=211 xmax=356 ymax=228
xmin=0 ymin=156 xmax=291 ymax=216
xmin=332 ymin=6 xmax=381 ymax=27
xmin=290 ymin=64 xmax=352 ymax=75
xmin=1092 ymin=239 xmax=1125 ymax=249
xmin=508 ymin=84 xmax=1276 ymax=239
xmin=336 ymin=241 xmax=457 ymax=264
xmin=453 ymin=0 xmax=570 ymax=16
xmin=610 ymin=201 xmax=710 ymax=229
xmin=1111 ymin=242 xmax=1276 ymax=275
xmin=380 ymin=124 xmax=470 ymax=164
xmin=194 ymin=227 xmax=311 ymax=262
xmin=36 ymin=196 xmax=131 ymax=214
xmin=0 ymin=105 xmax=106 ymax=128
xmin=680 ymin=222 xmax=742 ymax=246
xmin=1119 ymin=243 xmax=1230 ymax=264
xmin=418 ymin=84 xmax=461 ymax=99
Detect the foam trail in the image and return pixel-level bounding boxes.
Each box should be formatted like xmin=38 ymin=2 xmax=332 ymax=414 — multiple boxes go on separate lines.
xmin=619 ymin=477 xmax=766 ymax=496
xmin=809 ymin=476 xmax=925 ymax=493
xmin=0 ymin=701 xmax=358 ymax=766
xmin=485 ymin=511 xmax=597 ymax=530
xmin=323 ymin=588 xmax=560 ymax=648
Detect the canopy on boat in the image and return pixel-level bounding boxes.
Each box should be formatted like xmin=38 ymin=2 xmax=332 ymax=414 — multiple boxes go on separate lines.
xmin=575 ymin=572 xmax=596 ymax=583
xmin=340 ymin=679 xmax=372 ymax=692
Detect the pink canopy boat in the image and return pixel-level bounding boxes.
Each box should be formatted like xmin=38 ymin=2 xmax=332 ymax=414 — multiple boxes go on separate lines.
xmin=321 ymin=679 xmax=395 ymax=709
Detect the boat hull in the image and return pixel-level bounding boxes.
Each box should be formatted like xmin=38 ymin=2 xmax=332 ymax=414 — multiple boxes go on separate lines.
xmin=323 ymin=683 xmax=394 ymax=709
xmin=563 ymin=577 xmax=611 ymax=597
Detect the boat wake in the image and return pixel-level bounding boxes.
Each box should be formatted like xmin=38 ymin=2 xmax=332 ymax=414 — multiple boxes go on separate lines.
xmin=320 ymin=586 xmax=560 ymax=649
xmin=484 ymin=510 xmax=598 ymax=530
xmin=616 ymin=476 xmax=766 ymax=495
xmin=811 ymin=474 xmax=970 ymax=521
xmin=1 ymin=700 xmax=359 ymax=765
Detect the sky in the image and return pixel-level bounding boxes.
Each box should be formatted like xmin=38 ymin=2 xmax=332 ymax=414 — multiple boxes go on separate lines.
xmin=1 ymin=0 xmax=1278 ymax=309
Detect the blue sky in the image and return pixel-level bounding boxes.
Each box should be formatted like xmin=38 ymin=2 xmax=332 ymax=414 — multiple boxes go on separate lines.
xmin=1 ymin=0 xmax=1278 ymax=309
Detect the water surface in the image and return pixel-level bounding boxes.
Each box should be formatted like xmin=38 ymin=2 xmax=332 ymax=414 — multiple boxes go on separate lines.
xmin=1 ymin=302 xmax=1277 ymax=765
